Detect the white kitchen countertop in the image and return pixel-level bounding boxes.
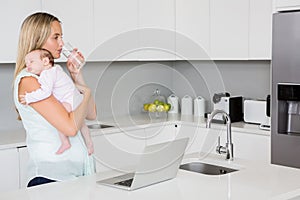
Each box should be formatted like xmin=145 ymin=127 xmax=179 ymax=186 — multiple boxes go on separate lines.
xmin=1 ymin=152 xmax=300 ymax=200
xmin=0 ymin=113 xmax=269 ymax=150
xmin=88 ymin=113 xmax=270 ymax=136
xmin=2 ymin=114 xmax=298 ymax=199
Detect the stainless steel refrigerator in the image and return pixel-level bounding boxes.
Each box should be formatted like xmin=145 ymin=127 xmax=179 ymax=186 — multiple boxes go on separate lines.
xmin=272 ymin=11 xmax=300 ymax=168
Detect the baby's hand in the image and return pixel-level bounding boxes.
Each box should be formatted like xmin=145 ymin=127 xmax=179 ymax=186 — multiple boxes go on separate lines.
xmin=19 ymin=94 xmax=27 ymax=105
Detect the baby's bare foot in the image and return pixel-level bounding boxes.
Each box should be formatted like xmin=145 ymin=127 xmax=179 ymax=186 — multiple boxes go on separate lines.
xmin=86 ymin=142 xmax=94 ymax=156
xmin=56 ymin=143 xmax=71 ymax=154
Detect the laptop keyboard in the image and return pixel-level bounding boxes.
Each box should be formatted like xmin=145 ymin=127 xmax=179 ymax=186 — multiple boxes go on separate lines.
xmin=114 ymin=178 xmax=133 ymax=187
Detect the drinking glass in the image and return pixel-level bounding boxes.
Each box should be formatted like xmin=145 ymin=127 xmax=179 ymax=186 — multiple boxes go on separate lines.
xmin=62 ymin=42 xmax=85 ymax=70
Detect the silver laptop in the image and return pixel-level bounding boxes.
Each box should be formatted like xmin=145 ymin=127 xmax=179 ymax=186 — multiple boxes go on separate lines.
xmin=96 ymin=138 xmax=189 ymax=191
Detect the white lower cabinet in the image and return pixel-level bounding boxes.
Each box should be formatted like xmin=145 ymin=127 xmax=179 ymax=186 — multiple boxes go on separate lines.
xmin=1 ymin=123 xmax=269 ymax=193
xmin=144 ymin=123 xmax=218 ymax=155
xmin=175 ymin=124 xmax=215 ymax=154
xmin=216 ymin=128 xmax=270 ymax=162
xmin=0 ymin=148 xmax=19 ymax=192
xmin=232 ymin=131 xmax=270 ymax=162
xmin=18 ymin=147 xmax=29 ymax=189
xmin=92 ymin=128 xmax=146 ymax=173
xmin=144 ymin=124 xmax=176 ymax=146
xmin=175 ymin=123 xmax=270 ymax=162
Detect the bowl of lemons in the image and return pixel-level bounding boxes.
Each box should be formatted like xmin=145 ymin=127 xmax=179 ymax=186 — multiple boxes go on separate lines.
xmin=143 ymin=99 xmax=171 ymax=118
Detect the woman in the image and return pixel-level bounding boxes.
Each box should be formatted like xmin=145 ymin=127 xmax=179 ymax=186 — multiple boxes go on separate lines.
xmin=13 ymin=12 xmax=97 ymax=187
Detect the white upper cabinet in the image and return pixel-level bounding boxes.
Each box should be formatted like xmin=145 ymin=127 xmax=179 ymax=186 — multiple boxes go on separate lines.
xmin=91 ymin=0 xmax=176 ymax=61
xmin=138 ymin=0 xmax=176 ymax=60
xmin=210 ymin=0 xmax=249 ymax=59
xmin=91 ymin=0 xmax=139 ymax=61
xmin=0 ymin=1 xmax=41 ymax=63
xmin=276 ymin=0 xmax=300 ymax=11
xmin=42 ymin=0 xmax=94 ymax=62
xmin=249 ymin=0 xmax=273 ymax=59
xmin=175 ymin=0 xmax=210 ymax=60
xmin=0 ymin=0 xmax=273 ymax=62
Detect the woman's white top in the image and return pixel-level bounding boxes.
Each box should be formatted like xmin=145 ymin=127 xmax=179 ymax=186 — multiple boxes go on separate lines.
xmin=14 ymin=68 xmax=94 ymax=184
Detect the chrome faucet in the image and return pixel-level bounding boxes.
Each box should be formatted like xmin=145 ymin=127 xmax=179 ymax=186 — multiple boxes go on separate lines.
xmin=206 ymin=109 xmax=234 ymax=160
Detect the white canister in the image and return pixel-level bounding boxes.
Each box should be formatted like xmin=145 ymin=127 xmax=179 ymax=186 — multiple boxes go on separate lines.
xmin=194 ymin=96 xmax=205 ymax=117
xmin=167 ymin=94 xmax=179 ymax=114
xmin=181 ymin=95 xmax=193 ymax=115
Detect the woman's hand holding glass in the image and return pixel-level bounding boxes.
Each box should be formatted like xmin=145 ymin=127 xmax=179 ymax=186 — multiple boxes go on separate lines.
xmin=62 ymin=42 xmax=85 ymax=74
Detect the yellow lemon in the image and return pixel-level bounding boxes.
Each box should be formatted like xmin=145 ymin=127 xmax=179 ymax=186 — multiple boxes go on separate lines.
xmin=143 ymin=103 xmax=150 ymax=111
xmin=157 ymin=105 xmax=164 ymax=112
xmin=148 ymin=104 xmax=157 ymax=112
xmin=153 ymin=99 xmax=160 ymax=105
xmin=158 ymin=101 xmax=164 ymax=105
xmin=163 ymin=103 xmax=171 ymax=111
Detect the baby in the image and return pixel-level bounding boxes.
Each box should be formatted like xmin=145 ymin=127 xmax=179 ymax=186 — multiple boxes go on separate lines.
xmin=20 ymin=48 xmax=94 ymax=155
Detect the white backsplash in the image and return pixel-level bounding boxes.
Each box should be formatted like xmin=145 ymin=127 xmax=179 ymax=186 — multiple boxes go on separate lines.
xmin=0 ymin=60 xmax=270 ymax=131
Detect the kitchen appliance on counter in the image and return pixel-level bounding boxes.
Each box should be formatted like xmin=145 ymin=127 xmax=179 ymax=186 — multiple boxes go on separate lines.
xmin=244 ymin=99 xmax=266 ymax=124
xmin=212 ymin=93 xmax=243 ymax=123
xmin=272 ymin=11 xmax=300 ymax=169
xmin=259 ymin=95 xmax=271 ymax=131
xmin=244 ymin=97 xmax=271 ymax=131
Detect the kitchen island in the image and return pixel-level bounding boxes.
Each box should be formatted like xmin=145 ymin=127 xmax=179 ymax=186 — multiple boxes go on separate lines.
xmin=0 ymin=113 xmax=272 ymax=193
xmin=1 ymin=152 xmax=300 ymax=200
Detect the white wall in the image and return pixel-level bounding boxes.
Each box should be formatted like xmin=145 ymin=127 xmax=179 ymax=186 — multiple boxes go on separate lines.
xmin=81 ymin=61 xmax=174 ymax=120
xmin=172 ymin=60 xmax=271 ymax=112
xmin=0 ymin=64 xmax=23 ymax=131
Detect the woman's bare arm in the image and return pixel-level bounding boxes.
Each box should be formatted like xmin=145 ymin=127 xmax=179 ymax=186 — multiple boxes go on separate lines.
xmin=18 ymin=76 xmax=91 ymax=136
xmin=86 ymin=96 xmax=97 ymax=120
xmin=75 ymin=83 xmax=97 ymax=120
xmin=67 ymin=62 xmax=97 ymax=120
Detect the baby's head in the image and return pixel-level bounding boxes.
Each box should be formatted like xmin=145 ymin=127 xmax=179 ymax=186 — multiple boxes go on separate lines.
xmin=25 ymin=48 xmax=54 ymax=75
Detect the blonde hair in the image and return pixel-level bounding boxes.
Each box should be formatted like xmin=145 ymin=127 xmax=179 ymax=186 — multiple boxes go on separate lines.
xmin=14 ymin=12 xmax=60 ymax=80
xmin=14 ymin=13 xmax=60 ymax=120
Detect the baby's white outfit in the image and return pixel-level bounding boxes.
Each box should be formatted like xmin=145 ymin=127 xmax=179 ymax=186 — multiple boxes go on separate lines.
xmin=25 ymin=64 xmax=82 ymax=110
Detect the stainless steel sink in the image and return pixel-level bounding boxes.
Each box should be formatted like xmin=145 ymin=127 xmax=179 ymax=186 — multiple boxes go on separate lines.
xmin=180 ymin=162 xmax=238 ymax=175
xmin=87 ymin=124 xmax=114 ymax=129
